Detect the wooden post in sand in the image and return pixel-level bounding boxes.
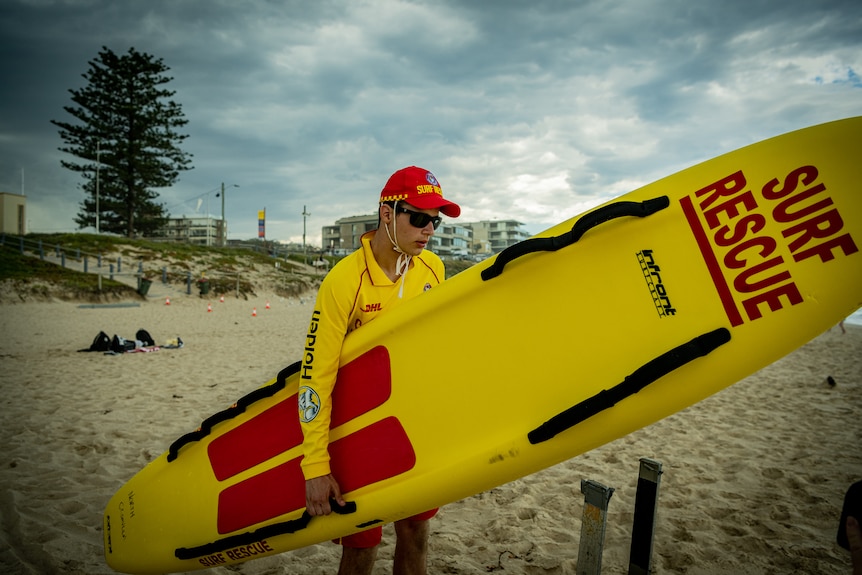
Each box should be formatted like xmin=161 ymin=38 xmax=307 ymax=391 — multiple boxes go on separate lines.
xmin=628 ymin=458 xmax=663 ymax=575
xmin=576 ymin=479 xmax=614 ymax=575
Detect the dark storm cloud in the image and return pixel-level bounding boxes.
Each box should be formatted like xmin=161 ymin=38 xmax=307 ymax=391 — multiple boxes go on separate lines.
xmin=1 ymin=0 xmax=859 ymax=241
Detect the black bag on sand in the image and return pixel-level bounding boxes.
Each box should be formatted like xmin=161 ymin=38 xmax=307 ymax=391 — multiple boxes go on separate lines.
xmin=136 ymin=329 xmax=155 ymax=347
xmin=111 ymin=335 xmax=136 ymax=353
xmin=78 ymin=331 xmax=111 ymax=352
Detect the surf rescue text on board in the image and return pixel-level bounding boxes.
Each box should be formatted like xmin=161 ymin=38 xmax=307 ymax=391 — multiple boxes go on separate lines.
xmin=680 ymin=165 xmax=858 ymax=327
xmin=197 ymin=540 xmax=275 ymax=567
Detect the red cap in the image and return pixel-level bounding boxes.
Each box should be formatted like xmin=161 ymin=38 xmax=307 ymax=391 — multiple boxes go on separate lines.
xmin=379 ymin=166 xmax=461 ymax=218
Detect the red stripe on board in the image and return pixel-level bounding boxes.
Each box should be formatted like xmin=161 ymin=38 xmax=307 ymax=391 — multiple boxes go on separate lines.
xmin=679 ymin=196 xmax=744 ymax=327
xmin=217 ymin=416 xmax=415 ymax=534
xmin=208 ymin=346 xmax=392 ymax=481
xmin=208 ymin=397 xmax=302 ymax=482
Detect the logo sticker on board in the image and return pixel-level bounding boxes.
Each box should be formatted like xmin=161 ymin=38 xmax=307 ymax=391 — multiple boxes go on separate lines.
xmin=637 ymin=250 xmax=677 ymax=318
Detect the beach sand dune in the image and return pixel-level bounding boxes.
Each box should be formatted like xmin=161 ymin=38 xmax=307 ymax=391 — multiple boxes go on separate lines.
xmin=0 ymin=296 xmax=859 ymax=574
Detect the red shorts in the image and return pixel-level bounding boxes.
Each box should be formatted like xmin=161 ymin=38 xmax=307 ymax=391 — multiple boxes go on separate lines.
xmin=333 ymin=508 xmax=438 ymax=548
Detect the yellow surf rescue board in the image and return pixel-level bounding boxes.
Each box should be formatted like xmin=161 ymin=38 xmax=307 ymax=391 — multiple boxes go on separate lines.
xmin=104 ymin=117 xmax=862 ymax=573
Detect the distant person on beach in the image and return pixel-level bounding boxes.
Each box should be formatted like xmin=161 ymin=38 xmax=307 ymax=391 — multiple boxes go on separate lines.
xmin=841 ymin=480 xmax=862 ymax=575
xmin=298 ymin=166 xmax=460 ymax=575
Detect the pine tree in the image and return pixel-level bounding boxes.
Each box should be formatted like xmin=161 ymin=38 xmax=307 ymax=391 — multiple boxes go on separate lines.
xmin=52 ymin=46 xmax=193 ymax=238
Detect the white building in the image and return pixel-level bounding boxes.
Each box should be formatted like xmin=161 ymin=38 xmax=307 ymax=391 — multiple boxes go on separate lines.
xmin=0 ymin=192 xmax=26 ymax=235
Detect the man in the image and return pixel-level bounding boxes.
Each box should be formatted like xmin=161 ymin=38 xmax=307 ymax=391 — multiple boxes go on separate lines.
xmin=299 ymin=166 xmax=460 ymax=575
xmin=850 ymin=514 xmax=862 ymax=575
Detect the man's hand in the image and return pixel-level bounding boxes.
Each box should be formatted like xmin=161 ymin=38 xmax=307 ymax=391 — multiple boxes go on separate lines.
xmin=305 ymin=474 xmax=346 ymax=516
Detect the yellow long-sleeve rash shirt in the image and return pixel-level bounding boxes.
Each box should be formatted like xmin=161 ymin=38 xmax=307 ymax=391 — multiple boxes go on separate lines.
xmin=299 ymin=230 xmax=445 ymax=480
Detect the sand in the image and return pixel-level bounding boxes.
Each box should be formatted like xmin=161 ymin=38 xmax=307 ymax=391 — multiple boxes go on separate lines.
xmin=0 ymin=292 xmax=859 ymax=575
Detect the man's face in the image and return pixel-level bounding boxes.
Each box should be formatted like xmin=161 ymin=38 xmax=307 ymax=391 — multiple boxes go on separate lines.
xmin=391 ymin=202 xmax=440 ymax=256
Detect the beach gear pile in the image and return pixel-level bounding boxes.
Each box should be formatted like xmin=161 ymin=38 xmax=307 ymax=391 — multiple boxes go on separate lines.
xmin=78 ymin=329 xmax=183 ymax=354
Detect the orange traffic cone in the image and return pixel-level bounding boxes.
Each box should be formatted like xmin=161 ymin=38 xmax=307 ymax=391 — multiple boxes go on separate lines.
xmin=265 ymin=301 xmax=271 ymax=309
xmin=252 ymin=307 xmax=257 ymax=317
xmin=219 ymin=295 xmax=225 ymax=303
xmin=165 ymin=297 xmax=171 ymax=306
xmin=207 ymin=303 xmax=213 ymax=313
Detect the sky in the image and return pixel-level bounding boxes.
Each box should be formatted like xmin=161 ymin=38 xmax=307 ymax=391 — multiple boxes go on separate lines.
xmin=1 ymin=0 xmax=860 ymax=247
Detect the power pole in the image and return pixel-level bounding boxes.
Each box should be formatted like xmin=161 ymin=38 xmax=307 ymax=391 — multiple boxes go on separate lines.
xmin=302 ymin=205 xmax=311 ymax=264
xmin=218 ymin=182 xmax=239 ymax=246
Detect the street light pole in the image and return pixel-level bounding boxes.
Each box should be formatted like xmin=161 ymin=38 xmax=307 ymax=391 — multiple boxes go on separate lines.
xmin=206 ymin=192 xmax=211 ymax=246
xmin=302 ymin=205 xmax=311 ymax=263
xmin=220 ymin=182 xmax=239 ymax=246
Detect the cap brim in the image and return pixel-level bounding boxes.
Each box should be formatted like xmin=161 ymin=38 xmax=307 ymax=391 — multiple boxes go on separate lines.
xmin=407 ymin=196 xmax=461 ymax=218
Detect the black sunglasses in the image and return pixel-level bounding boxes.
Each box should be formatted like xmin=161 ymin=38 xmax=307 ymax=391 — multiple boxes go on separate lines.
xmin=395 ymin=206 xmax=442 ymax=230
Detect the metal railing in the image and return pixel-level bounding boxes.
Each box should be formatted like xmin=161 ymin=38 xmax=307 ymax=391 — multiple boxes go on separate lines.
xmin=0 ymin=233 xmax=248 ymax=297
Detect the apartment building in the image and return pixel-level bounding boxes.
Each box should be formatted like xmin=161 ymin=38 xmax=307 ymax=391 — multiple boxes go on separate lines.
xmin=464 ymin=219 xmax=529 ymax=254
xmin=150 ymin=216 xmax=226 ymax=246
xmin=321 ymin=213 xmax=378 ymax=254
xmin=322 ymin=213 xmax=526 ymax=257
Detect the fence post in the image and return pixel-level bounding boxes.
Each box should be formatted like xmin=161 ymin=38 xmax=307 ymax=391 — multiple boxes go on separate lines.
xmin=186 ymin=271 xmax=192 ymax=295
xmin=84 ymin=255 xmax=88 ymax=274
xmin=39 ymin=240 xmax=44 ymax=259
xmin=162 ymin=267 xmax=167 ymax=283
xmin=577 ymin=480 xmax=615 ymax=575
xmin=117 ymin=256 xmax=122 ymax=273
xmin=110 ymin=263 xmax=114 ymax=280
xmin=98 ymin=253 xmax=102 ymax=268
xmin=61 ymin=252 xmax=66 ymax=268
xmin=55 ymin=244 xmax=60 ymax=256
xmin=628 ymin=458 xmax=663 ymax=575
